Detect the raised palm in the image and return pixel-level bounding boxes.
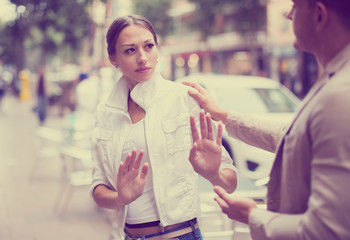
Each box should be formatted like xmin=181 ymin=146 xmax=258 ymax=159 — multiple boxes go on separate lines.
xmin=189 ymin=111 xmax=223 ymax=179
xmin=117 ymin=149 xmax=149 ymax=205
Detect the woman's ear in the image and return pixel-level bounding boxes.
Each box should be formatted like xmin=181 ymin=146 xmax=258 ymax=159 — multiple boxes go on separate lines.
xmin=108 ymin=55 xmax=118 ymax=68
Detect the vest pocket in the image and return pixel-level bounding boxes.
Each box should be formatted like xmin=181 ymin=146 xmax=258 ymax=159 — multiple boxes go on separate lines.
xmin=92 ymin=127 xmax=113 ymax=163
xmin=162 ymin=113 xmax=191 ymax=155
xmin=93 ymin=127 xmax=113 ymax=141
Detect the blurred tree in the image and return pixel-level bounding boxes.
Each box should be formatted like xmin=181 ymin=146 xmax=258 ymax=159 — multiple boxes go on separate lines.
xmin=0 ymin=4 xmax=30 ymax=73
xmin=188 ymin=0 xmax=267 ymax=39
xmin=133 ymin=0 xmax=173 ymax=39
xmin=0 ymin=0 xmax=99 ymax=73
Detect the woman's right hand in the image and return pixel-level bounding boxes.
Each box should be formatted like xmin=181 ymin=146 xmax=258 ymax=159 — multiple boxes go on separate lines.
xmin=116 ymin=149 xmax=149 ymax=205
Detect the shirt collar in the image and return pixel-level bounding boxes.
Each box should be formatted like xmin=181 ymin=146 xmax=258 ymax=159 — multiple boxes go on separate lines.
xmin=324 ymin=43 xmax=350 ymax=79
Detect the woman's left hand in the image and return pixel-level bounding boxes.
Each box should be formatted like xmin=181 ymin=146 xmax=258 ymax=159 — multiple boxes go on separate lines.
xmin=189 ymin=110 xmax=222 ymax=180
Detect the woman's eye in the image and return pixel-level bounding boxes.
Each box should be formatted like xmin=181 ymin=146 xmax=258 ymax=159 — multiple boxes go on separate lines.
xmin=124 ymin=48 xmax=135 ymax=54
xmin=145 ymin=43 xmax=154 ymax=49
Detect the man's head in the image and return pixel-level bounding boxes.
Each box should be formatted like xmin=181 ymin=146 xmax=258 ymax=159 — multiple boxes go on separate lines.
xmin=306 ymin=0 xmax=350 ymax=31
xmin=287 ymin=0 xmax=350 ymax=66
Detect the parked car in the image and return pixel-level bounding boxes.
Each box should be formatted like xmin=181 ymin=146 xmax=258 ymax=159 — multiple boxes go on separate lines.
xmin=176 ymin=73 xmax=300 ymax=181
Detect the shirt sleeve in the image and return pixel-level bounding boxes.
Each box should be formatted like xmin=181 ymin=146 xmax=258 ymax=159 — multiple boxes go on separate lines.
xmin=225 ymin=111 xmax=288 ymax=153
xmin=90 ymin=105 xmax=114 ymax=196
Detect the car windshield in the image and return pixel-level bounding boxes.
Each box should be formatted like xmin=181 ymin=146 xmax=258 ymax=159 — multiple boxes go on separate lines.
xmin=215 ymin=87 xmax=298 ymax=114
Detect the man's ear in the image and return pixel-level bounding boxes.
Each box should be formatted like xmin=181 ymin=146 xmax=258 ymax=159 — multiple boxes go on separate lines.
xmin=315 ymin=2 xmax=329 ymax=31
xmin=108 ymin=55 xmax=118 ymax=68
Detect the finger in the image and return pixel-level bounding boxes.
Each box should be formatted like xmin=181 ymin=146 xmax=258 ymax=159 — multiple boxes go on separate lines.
xmin=133 ymin=150 xmax=144 ymax=170
xmin=199 ymin=110 xmax=207 ymax=139
xmin=187 ymin=89 xmax=198 ymax=98
xmin=188 ymin=142 xmax=198 ymax=165
xmin=206 ymin=112 xmax=214 ymax=140
xmin=140 ymin=163 xmax=149 ymax=180
xmin=187 ymin=90 xmax=202 ymax=104
xmin=188 ymin=90 xmax=208 ymax=108
xmin=123 ymin=153 xmax=132 ymax=175
xmin=117 ymin=162 xmax=125 ymax=182
xmin=214 ymin=185 xmax=230 ymax=203
xmin=182 ymin=82 xmax=207 ymax=104
xmin=128 ymin=149 xmax=137 ymax=171
xmin=214 ymin=195 xmax=230 ymax=210
xmin=190 ymin=115 xmax=199 ymax=142
xmin=216 ymin=121 xmax=223 ymax=146
xmin=182 ymin=81 xmax=202 ymax=91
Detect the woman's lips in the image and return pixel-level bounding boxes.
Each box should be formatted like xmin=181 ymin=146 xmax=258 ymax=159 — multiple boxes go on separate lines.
xmin=136 ymin=67 xmax=152 ymax=73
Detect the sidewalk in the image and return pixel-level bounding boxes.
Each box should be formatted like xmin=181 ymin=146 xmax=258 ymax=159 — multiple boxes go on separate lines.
xmin=0 ymin=95 xmax=111 ymax=240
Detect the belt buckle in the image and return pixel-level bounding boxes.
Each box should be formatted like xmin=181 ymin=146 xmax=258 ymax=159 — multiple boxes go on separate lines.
xmin=159 ymin=222 xmax=165 ymax=233
xmin=127 ymin=236 xmax=141 ymax=240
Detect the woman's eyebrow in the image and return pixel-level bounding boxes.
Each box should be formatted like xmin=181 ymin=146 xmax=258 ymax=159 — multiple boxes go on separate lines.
xmin=121 ymin=43 xmax=135 ymax=47
xmin=120 ymin=39 xmax=153 ymax=47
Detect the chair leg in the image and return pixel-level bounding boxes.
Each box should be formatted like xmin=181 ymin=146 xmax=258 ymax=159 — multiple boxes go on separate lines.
xmin=53 ymin=182 xmax=70 ymax=215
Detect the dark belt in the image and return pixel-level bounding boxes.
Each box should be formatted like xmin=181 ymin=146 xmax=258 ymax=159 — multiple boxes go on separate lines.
xmin=124 ymin=218 xmax=198 ymax=240
xmin=125 ymin=220 xmax=161 ymax=229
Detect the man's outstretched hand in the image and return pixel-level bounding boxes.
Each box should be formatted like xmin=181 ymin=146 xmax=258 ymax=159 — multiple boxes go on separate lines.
xmin=214 ymin=185 xmax=257 ymax=224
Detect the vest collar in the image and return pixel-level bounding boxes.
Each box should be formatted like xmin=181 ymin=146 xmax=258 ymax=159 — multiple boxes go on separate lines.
xmin=105 ymin=71 xmax=162 ymax=111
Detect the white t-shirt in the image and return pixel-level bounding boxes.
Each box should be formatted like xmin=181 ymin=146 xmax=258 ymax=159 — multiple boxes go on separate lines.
xmin=121 ymin=118 xmax=160 ymax=224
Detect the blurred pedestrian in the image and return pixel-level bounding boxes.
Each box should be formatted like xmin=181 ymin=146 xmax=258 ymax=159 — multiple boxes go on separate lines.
xmin=36 ymin=70 xmax=47 ymax=125
xmin=58 ymin=80 xmax=76 ymax=116
xmin=0 ymin=75 xmax=7 ymax=112
xmin=90 ymin=14 xmax=237 ymax=240
xmin=184 ymin=0 xmax=350 ymax=239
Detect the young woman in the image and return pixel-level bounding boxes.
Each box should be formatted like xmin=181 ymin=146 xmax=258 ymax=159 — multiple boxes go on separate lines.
xmin=90 ymin=14 xmax=237 ymax=240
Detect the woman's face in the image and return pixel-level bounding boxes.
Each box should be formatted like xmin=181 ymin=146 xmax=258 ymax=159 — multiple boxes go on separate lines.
xmin=109 ymin=24 xmax=159 ymax=90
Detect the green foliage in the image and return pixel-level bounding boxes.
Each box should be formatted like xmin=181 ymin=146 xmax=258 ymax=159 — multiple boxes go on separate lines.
xmin=232 ymin=0 xmax=267 ymax=33
xmin=25 ymin=0 xmax=91 ymax=54
xmin=133 ymin=0 xmax=173 ymax=38
xmin=188 ymin=0 xmax=266 ymax=38
xmin=0 ymin=24 xmax=17 ymax=64
xmin=0 ymin=15 xmax=30 ymax=71
xmin=0 ymin=0 xmax=93 ymax=70
xmin=124 ymin=0 xmax=266 ymax=40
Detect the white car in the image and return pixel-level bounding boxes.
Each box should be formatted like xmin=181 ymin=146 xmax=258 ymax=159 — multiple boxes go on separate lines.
xmin=176 ymin=73 xmax=300 ymax=181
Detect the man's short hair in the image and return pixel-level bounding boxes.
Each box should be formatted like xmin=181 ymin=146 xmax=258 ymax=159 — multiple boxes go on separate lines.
xmin=307 ymin=0 xmax=350 ymax=31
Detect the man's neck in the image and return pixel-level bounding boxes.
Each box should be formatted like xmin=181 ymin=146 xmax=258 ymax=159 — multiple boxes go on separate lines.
xmin=317 ymin=40 xmax=350 ymax=68
xmin=316 ymin=20 xmax=350 ymax=67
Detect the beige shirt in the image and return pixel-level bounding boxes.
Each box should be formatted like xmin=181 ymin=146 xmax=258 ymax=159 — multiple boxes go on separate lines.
xmin=225 ymin=44 xmax=350 ymax=239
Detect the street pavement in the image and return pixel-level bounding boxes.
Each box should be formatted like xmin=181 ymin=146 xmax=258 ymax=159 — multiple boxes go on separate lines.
xmin=0 ymin=94 xmax=111 ymax=240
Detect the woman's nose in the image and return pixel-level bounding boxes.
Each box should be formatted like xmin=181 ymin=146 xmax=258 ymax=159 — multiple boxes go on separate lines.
xmin=285 ymin=6 xmax=295 ymax=21
xmin=137 ymin=51 xmax=147 ymax=65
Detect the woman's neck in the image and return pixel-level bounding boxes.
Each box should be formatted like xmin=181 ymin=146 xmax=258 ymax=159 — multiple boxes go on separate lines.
xmin=128 ymin=93 xmax=145 ymax=124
